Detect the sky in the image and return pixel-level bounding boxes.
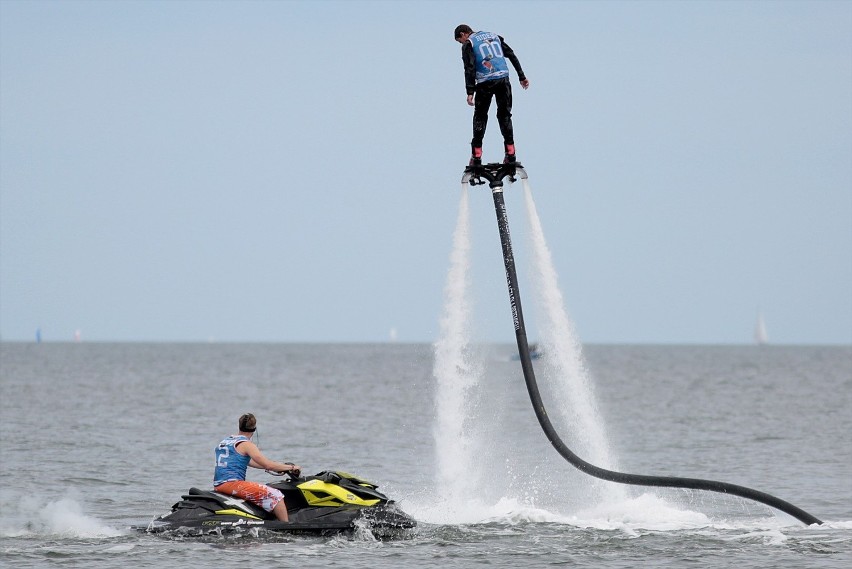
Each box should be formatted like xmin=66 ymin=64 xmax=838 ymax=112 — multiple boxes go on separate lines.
xmin=1 ymin=0 xmax=850 ymax=345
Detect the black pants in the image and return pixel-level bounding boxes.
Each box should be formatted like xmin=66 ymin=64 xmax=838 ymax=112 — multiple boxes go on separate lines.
xmin=471 ymin=77 xmax=514 ymax=151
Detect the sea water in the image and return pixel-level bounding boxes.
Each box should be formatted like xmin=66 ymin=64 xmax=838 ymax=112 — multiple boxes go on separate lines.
xmin=0 ymin=342 xmax=850 ymax=568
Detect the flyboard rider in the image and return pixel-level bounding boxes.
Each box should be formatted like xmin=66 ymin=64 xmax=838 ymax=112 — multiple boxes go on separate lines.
xmin=454 ymin=24 xmax=530 ymax=166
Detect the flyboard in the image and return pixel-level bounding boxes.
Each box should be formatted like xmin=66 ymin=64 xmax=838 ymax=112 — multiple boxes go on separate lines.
xmin=460 ymin=160 xmax=822 ymax=526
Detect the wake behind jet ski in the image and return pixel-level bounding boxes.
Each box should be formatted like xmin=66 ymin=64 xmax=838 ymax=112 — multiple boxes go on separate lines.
xmin=141 ymin=469 xmax=416 ymax=538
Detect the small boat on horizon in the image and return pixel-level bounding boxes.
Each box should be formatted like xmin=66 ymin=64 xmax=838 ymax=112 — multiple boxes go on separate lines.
xmin=511 ymin=343 xmax=543 ymax=360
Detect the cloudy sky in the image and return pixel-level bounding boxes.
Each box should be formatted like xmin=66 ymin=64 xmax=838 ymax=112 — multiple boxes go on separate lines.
xmin=1 ymin=0 xmax=850 ymax=344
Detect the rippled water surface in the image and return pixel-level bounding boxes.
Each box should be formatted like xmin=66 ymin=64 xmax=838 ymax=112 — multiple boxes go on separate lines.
xmin=1 ymin=343 xmax=850 ymax=568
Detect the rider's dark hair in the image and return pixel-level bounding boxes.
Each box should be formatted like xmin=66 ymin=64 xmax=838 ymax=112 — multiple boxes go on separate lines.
xmin=454 ymin=24 xmax=473 ymax=39
xmin=239 ymin=413 xmax=256 ymax=433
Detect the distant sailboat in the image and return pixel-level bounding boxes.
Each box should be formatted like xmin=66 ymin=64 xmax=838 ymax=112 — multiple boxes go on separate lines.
xmin=754 ymin=312 xmax=768 ymax=345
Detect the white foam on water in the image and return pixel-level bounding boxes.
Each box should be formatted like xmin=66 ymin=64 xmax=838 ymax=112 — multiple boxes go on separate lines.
xmin=410 ymin=489 xmax=717 ymax=531
xmin=101 ymin=544 xmax=137 ymax=553
xmin=567 ymin=492 xmax=834 ymax=535
xmin=411 ymin=484 xmax=836 ymax=535
xmin=569 ymin=492 xmax=713 ymax=532
xmin=0 ymin=493 xmax=124 ymax=538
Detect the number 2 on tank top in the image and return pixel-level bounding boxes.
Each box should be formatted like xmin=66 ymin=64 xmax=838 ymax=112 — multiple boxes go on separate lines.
xmin=217 ymin=444 xmax=229 ymax=467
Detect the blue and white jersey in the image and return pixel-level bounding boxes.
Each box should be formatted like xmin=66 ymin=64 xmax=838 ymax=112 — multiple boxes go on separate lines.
xmin=214 ymin=435 xmax=252 ymax=485
xmin=470 ymin=31 xmax=510 ymax=84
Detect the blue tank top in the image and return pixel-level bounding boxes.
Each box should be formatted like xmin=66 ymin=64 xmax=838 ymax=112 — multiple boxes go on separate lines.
xmin=213 ymin=435 xmax=252 ymax=485
xmin=469 ymin=31 xmax=510 ymax=84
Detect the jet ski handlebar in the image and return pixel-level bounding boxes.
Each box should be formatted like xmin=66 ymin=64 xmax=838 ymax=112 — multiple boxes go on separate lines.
xmin=264 ymin=463 xmax=301 ymax=478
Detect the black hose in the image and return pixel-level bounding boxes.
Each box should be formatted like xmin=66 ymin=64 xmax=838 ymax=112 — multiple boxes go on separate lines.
xmin=489 ymin=187 xmax=822 ymax=526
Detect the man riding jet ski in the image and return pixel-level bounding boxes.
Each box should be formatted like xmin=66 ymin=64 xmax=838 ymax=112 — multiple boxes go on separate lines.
xmin=144 ymin=469 xmax=416 ymax=537
xmin=142 ymin=414 xmax=414 ymax=537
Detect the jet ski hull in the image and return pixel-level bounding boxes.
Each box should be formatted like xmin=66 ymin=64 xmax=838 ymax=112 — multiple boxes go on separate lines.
xmin=146 ymin=503 xmax=414 ymax=537
xmin=141 ymin=471 xmax=416 ymax=538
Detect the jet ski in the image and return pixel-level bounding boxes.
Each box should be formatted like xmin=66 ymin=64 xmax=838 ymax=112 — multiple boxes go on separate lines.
xmin=511 ymin=343 xmax=542 ymax=361
xmin=141 ymin=469 xmax=416 ymax=538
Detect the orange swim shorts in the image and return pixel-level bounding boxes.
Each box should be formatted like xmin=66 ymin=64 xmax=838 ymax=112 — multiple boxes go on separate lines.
xmin=214 ymin=480 xmax=284 ymax=512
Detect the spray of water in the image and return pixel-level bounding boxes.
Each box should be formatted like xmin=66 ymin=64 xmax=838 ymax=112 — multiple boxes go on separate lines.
xmin=427 ymin=179 xmax=819 ymax=527
xmin=431 ymin=186 xmax=484 ymax=514
xmin=428 ymin=180 xmax=624 ymax=522
xmin=0 ymin=493 xmax=123 ymax=538
xmin=521 ymin=178 xmax=625 ymax=502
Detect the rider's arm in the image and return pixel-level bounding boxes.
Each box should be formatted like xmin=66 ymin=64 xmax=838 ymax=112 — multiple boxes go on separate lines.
xmin=462 ymin=41 xmax=476 ymax=95
xmin=499 ymin=37 xmax=527 ymax=83
xmin=237 ymin=441 xmax=299 ymax=472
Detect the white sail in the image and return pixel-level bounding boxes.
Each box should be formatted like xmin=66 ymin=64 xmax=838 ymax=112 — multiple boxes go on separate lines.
xmin=754 ymin=312 xmax=768 ymax=345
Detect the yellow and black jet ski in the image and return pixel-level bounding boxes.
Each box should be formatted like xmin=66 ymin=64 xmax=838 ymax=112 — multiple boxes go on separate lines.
xmin=141 ymin=470 xmax=415 ymax=538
